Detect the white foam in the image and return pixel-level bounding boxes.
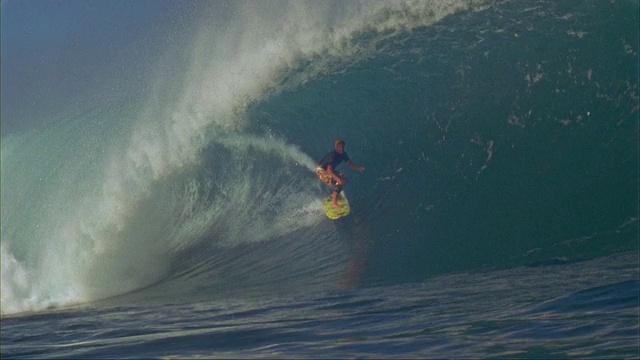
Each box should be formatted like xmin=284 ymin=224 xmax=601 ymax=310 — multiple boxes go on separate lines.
xmin=1 ymin=242 xmax=83 ymax=315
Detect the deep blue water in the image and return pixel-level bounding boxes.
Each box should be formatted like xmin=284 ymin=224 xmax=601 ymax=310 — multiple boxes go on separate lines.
xmin=2 ymin=0 xmax=639 ymax=358
xmin=2 ymin=255 xmax=638 ymax=358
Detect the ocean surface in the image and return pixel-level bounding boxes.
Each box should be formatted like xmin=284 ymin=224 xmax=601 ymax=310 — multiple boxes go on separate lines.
xmin=2 ymin=0 xmax=639 ymax=358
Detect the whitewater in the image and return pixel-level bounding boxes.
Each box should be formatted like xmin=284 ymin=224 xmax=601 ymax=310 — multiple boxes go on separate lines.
xmin=2 ymin=0 xmax=638 ymax=358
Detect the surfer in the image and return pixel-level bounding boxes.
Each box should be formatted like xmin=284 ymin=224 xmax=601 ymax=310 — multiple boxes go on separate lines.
xmin=317 ymin=139 xmax=365 ymax=208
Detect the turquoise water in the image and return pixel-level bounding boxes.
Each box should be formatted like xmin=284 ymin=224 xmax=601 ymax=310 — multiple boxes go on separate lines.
xmin=2 ymin=0 xmax=638 ymax=358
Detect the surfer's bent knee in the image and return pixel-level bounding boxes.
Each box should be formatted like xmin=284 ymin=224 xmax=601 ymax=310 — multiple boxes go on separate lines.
xmin=334 ymin=177 xmax=347 ymax=193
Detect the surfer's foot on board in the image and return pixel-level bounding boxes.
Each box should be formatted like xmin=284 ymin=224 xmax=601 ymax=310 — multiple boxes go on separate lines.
xmin=331 ymin=202 xmax=343 ymax=209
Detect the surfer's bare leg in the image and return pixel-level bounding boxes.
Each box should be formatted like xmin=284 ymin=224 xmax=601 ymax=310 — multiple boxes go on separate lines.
xmin=331 ymin=176 xmax=347 ymax=208
xmin=331 ymin=190 xmax=342 ymax=208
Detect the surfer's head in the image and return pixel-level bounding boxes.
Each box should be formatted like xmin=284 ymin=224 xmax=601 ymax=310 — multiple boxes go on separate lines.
xmin=335 ymin=139 xmax=345 ymax=153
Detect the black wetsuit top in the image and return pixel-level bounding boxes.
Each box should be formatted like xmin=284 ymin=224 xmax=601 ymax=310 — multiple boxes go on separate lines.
xmin=319 ymin=151 xmax=350 ymax=171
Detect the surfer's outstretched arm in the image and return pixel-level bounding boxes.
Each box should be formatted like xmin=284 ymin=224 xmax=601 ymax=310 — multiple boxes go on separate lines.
xmin=346 ymin=160 xmax=365 ymax=172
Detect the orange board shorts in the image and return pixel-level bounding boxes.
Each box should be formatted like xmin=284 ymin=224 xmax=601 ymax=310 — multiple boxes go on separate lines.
xmin=316 ymin=166 xmax=344 ymax=192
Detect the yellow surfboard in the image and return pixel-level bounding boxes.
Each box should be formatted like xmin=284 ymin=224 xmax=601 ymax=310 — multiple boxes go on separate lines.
xmin=324 ymin=196 xmax=350 ymax=219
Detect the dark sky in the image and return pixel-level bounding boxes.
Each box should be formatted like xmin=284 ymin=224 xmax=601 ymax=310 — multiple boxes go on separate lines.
xmin=1 ymin=0 xmax=197 ymax=134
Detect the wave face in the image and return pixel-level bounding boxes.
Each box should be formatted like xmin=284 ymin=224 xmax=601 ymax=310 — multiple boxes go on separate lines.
xmin=2 ymin=0 xmax=638 ymax=315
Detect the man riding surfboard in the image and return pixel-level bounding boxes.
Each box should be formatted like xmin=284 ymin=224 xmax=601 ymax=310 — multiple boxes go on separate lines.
xmin=316 ymin=139 xmax=365 ymax=208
